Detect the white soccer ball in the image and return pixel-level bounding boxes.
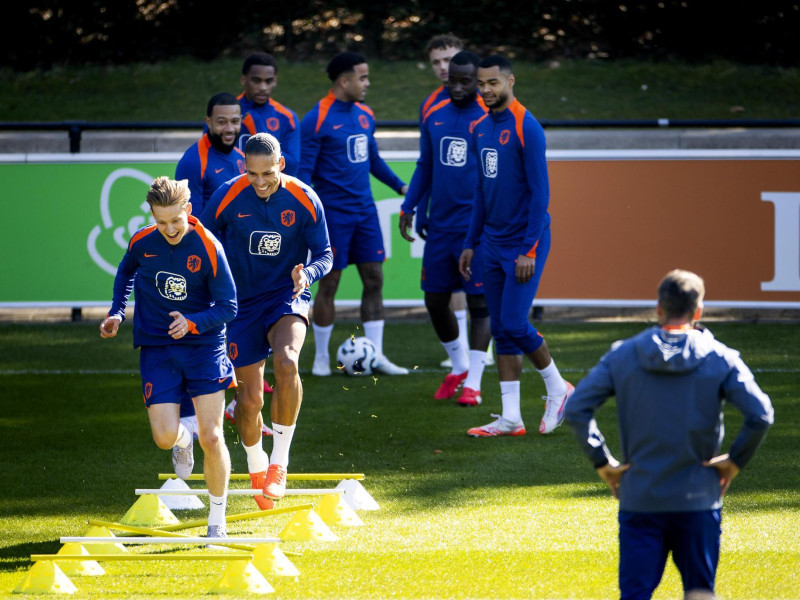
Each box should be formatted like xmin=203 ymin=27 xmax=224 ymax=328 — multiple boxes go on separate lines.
xmin=336 ymin=336 xmax=377 ymax=375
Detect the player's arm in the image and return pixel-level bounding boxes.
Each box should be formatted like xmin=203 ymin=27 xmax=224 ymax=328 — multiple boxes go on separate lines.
xmin=280 ymin=113 xmax=302 ymax=177
xmin=367 ymin=127 xmax=406 ymax=195
xmin=300 ymin=197 xmax=334 ymax=285
xmin=297 ymin=111 xmax=322 ymax=185
xmin=521 ymin=119 xmax=550 ymax=253
xmin=180 ymin=242 xmax=238 ymax=335
xmin=563 ymin=355 xmax=620 ymax=472
xmin=100 ymin=248 xmax=138 ymax=337
xmin=400 ymin=122 xmax=434 ymax=242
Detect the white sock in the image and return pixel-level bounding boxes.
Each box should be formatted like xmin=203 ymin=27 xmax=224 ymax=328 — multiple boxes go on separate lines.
xmin=175 ymin=423 xmax=192 ymax=449
xmin=180 ymin=416 xmax=197 ymax=439
xmin=538 ymin=359 xmax=567 ymax=398
xmin=270 ymin=422 xmax=296 ymax=468
xmin=454 ymin=309 xmax=468 ymax=350
xmin=313 ymin=323 xmax=333 ymax=359
xmin=463 ymin=350 xmax=487 ymax=390
xmin=500 ymin=381 xmax=522 ymax=424
xmin=208 ymin=493 xmax=227 ymax=527
xmin=441 ymin=338 xmax=469 ymax=374
xmin=363 ymin=319 xmax=384 ymax=357
xmin=244 ymin=440 xmax=268 ymax=473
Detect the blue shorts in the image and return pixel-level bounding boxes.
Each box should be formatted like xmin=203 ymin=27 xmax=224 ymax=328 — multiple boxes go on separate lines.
xmin=227 ymin=288 xmax=310 ymax=368
xmin=619 ymin=509 xmax=721 ymax=599
xmin=421 ymin=228 xmax=484 ymax=295
xmin=481 ymin=227 xmax=551 ymax=355
xmin=326 ymin=205 xmax=384 ymax=270
xmin=140 ymin=342 xmax=236 ymax=407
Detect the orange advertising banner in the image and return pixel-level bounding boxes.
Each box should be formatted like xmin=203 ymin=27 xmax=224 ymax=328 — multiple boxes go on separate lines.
xmin=542 ymin=151 xmax=800 ymax=307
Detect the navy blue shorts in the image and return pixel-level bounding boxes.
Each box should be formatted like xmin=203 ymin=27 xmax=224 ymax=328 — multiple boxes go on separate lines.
xmin=421 ymin=228 xmax=484 ymax=295
xmin=618 ymin=509 xmax=721 ymax=599
xmin=326 ymin=205 xmax=384 ymax=270
xmin=227 ymin=288 xmax=310 ymax=368
xmin=139 ymin=342 xmax=236 ymax=407
xmin=481 ymin=227 xmax=550 ymax=355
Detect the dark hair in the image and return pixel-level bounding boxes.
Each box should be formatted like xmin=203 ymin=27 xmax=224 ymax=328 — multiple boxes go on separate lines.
xmin=658 ymin=269 xmax=705 ymax=320
xmin=242 ymin=52 xmax=278 ymax=76
xmin=450 ymin=50 xmax=481 ymax=69
xmin=479 ymin=54 xmax=513 ymax=74
xmin=326 ymin=51 xmax=367 ymax=82
xmin=244 ymin=132 xmax=282 ymax=157
xmin=206 ymin=92 xmax=239 ymax=117
xmin=425 ymin=34 xmax=464 ymax=54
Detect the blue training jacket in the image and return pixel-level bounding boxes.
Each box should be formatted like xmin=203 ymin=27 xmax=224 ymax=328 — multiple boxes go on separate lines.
xmin=465 ymin=98 xmax=550 ymax=257
xmin=565 ymin=325 xmax=774 ymax=513
xmin=175 ymin=134 xmax=245 ymax=216
xmin=108 ymin=215 xmax=237 ymax=348
xmin=237 ymin=94 xmax=301 ymax=176
xmin=298 ymin=91 xmax=406 ymax=213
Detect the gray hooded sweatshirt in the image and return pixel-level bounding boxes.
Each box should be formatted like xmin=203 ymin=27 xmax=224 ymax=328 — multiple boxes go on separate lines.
xmin=565 ymin=326 xmax=774 ymax=513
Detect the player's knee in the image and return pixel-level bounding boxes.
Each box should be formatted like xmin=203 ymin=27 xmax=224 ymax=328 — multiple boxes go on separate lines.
xmin=237 ymin=387 xmax=264 ymax=413
xmin=197 ymin=425 xmax=223 ymax=451
xmin=424 ymin=292 xmax=450 ymax=317
xmin=273 ymin=353 xmax=299 ymax=383
xmin=466 ymin=296 xmax=489 ymax=320
xmin=152 ymin=428 xmax=178 ymax=450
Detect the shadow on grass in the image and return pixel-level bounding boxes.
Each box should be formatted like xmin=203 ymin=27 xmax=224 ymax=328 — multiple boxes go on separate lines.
xmin=0 ymin=539 xmax=62 ymax=572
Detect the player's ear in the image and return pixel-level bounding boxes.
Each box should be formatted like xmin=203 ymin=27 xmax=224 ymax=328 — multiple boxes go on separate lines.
xmin=693 ymin=305 xmax=703 ymax=322
xmin=186 ymin=202 xmax=192 ymax=216
xmin=507 ymin=73 xmax=515 ymax=88
xmin=278 ymin=155 xmax=286 ymax=172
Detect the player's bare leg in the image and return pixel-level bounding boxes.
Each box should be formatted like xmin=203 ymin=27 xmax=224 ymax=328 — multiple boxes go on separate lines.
xmin=193 ymin=390 xmax=230 ymax=498
xmin=148 ymin=402 xmax=195 ymax=481
xmin=234 ymin=360 xmax=272 ymax=509
xmin=264 ymin=315 xmax=307 ymax=499
xmin=312 ymin=270 xmax=341 ymax=376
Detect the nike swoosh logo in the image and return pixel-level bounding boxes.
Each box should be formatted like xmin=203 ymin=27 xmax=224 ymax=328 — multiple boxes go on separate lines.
xmin=218 ymin=377 xmax=227 ymax=383
xmin=333 ymin=124 xmax=344 ymax=129
xmin=474 ymin=282 xmax=484 ymax=287
xmin=478 ymin=133 xmax=485 ymax=137
xmin=434 ymin=121 xmax=444 ymax=126
xmin=215 ymin=168 xmax=224 ymax=173
xmin=274 ymin=429 xmax=283 ymax=435
xmin=237 ymin=213 xmax=252 ymax=218
xmin=144 ymin=253 xmax=157 ymax=258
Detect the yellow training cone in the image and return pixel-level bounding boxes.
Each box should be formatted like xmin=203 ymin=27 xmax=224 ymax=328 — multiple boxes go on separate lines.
xmin=316 ymin=493 xmax=365 ymax=527
xmin=209 ymin=560 xmax=274 ymax=595
xmin=119 ymin=494 xmax=180 ymax=527
xmin=279 ymin=509 xmax=338 ymax=542
xmin=54 ymin=544 xmax=105 ymax=576
xmin=252 ymin=543 xmax=300 ymax=577
xmin=80 ymin=526 xmax=129 ymax=555
xmin=14 ymin=560 xmax=77 ymax=595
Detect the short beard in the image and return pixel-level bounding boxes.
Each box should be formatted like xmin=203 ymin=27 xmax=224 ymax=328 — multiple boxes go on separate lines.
xmin=208 ymin=132 xmax=236 ymax=154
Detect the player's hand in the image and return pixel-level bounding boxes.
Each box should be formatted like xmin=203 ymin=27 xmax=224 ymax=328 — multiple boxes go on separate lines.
xmin=703 ymin=454 xmax=740 ymax=497
xmin=459 ymin=249 xmax=474 ymax=281
xmin=399 ymin=212 xmax=415 ymax=242
xmin=168 ymin=311 xmax=190 ymax=339
xmin=291 ymin=264 xmax=309 ymax=299
xmin=515 ymin=254 xmax=536 ymax=283
xmin=99 ymin=315 xmax=122 ymax=338
xmin=400 ymin=185 xmax=408 ymax=195
xmin=596 ymin=458 xmax=630 ymax=500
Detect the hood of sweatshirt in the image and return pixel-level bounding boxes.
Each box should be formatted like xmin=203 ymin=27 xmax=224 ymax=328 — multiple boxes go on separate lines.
xmin=635 ymin=326 xmax=716 ymax=374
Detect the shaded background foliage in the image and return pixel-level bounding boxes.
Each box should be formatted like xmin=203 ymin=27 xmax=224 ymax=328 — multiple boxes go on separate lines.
xmin=3 ymin=0 xmax=799 ymax=70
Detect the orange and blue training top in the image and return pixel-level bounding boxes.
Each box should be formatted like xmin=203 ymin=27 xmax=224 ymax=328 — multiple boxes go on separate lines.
xmin=108 ymin=215 xmax=237 ymax=348
xmin=298 ymin=91 xmax=406 ymax=213
xmin=175 ymin=134 xmax=245 ymax=216
xmin=200 ymin=173 xmax=332 ymax=303
xmin=465 ymin=98 xmax=550 ymax=257
xmin=237 ymin=95 xmax=301 ymax=176
xmin=402 ymin=94 xmax=487 ymax=233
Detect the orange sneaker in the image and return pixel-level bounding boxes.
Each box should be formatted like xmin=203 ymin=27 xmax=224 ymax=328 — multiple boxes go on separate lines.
xmin=249 ymin=471 xmax=274 ymax=510
xmin=264 ymin=464 xmax=287 ymax=500
xmin=434 ymin=371 xmax=467 ymax=400
xmin=456 ymin=387 xmax=482 ymax=407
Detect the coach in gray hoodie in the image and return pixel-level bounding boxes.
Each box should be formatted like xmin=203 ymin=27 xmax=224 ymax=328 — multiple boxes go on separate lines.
xmin=565 ymin=269 xmax=774 ymax=600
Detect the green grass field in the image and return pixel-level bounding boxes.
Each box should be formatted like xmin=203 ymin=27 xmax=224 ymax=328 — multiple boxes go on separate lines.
xmin=0 ymin=318 xmax=797 ymax=599
xmin=2 ymin=57 xmax=799 ymax=122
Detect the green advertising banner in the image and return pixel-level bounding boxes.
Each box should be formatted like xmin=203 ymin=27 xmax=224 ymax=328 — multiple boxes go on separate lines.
xmin=0 ymin=156 xmax=423 ymax=306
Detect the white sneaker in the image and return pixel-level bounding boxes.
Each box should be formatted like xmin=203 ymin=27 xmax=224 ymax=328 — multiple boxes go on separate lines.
xmin=312 ymin=355 xmax=331 ymax=376
xmin=440 ymin=357 xmax=452 ymax=368
xmin=539 ymin=382 xmax=575 ymax=434
xmin=206 ymin=524 xmax=227 ymax=539
xmin=172 ymin=439 xmax=194 ymax=480
xmin=373 ymin=355 xmax=409 ymax=375
xmin=467 ymin=414 xmax=526 ymax=437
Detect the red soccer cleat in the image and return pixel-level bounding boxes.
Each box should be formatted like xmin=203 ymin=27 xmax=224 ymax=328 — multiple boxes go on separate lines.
xmin=434 ymin=371 xmax=467 ymax=400
xmin=456 ymin=386 xmax=482 ymax=407
xmin=249 ymin=471 xmax=275 ymax=510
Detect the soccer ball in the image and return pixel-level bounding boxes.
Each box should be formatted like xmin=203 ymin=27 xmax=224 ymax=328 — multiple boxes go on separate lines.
xmin=336 ymin=336 xmax=377 ymax=375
